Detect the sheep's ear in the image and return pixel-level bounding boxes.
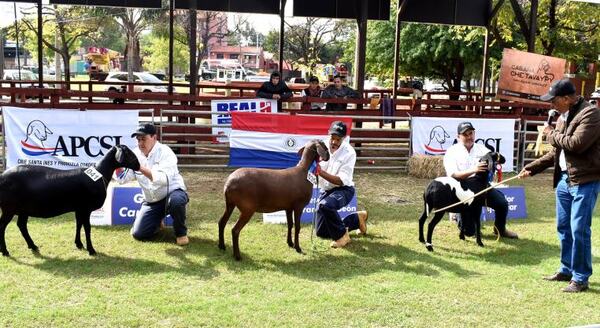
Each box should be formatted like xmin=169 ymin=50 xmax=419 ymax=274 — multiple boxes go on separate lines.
xmin=297 ymin=147 xmax=305 ymax=156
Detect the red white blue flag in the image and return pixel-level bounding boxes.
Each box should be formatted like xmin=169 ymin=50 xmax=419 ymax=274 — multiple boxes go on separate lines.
xmin=229 ymin=112 xmax=352 ymax=168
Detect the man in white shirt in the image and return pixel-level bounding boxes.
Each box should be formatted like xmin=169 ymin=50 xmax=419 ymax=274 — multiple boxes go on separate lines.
xmin=116 ymin=123 xmax=190 ymax=246
xmin=315 ymin=121 xmax=368 ymax=248
xmin=443 ymin=122 xmax=518 ymax=239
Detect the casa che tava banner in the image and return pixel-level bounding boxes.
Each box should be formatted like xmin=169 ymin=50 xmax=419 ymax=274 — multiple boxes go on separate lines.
xmin=411 ymin=117 xmax=516 ymax=172
xmin=211 ymin=98 xmax=278 ymax=143
xmin=3 ymin=107 xmax=139 ymax=170
xmin=497 ymin=48 xmax=566 ymax=103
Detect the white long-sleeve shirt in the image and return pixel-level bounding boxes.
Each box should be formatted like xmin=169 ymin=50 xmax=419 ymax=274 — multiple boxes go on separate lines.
xmin=318 ymin=138 xmax=356 ymax=191
xmin=443 ymin=142 xmax=491 ymax=178
xmin=116 ymin=142 xmax=186 ymax=203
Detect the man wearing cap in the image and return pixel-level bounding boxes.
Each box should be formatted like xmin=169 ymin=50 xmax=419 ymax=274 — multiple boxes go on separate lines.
xmin=116 ymin=123 xmax=190 ymax=246
xmin=443 ymin=121 xmax=519 ymax=239
xmin=315 ymin=121 xmax=368 ymax=248
xmin=520 ymin=78 xmax=600 ymax=292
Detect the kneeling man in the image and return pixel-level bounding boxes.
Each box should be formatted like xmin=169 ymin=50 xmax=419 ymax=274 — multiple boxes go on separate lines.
xmin=315 ymin=121 xmax=368 ymax=248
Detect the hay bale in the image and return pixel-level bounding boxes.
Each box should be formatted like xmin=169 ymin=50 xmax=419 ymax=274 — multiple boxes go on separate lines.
xmin=407 ymin=154 xmax=446 ymax=179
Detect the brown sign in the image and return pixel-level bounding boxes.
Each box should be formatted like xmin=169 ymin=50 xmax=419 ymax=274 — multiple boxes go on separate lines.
xmin=497 ymin=48 xmax=566 ymax=103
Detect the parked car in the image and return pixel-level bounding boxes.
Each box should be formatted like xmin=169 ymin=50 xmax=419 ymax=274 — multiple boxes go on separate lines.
xmin=104 ymin=72 xmax=168 ymax=93
xmin=287 ymin=77 xmax=306 ymax=84
xmin=591 ymin=88 xmax=600 ymax=98
xmin=2 ymin=69 xmax=51 ymax=88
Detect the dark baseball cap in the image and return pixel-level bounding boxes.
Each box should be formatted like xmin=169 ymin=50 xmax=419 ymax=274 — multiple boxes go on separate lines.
xmin=131 ymin=123 xmax=157 ymax=138
xmin=328 ymin=121 xmax=347 ymax=137
xmin=540 ymin=78 xmax=576 ymax=101
xmin=457 ymin=122 xmax=475 ymax=134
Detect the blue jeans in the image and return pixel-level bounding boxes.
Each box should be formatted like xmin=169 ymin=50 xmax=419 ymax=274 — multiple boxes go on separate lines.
xmin=315 ymin=186 xmax=359 ymax=241
xmin=555 ymin=173 xmax=599 ymax=284
xmin=131 ymin=189 xmax=189 ymax=240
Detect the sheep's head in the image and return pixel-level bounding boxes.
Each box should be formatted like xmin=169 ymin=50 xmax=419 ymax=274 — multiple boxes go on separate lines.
xmin=315 ymin=139 xmax=330 ymax=161
xmin=479 ymin=152 xmax=505 ymax=173
xmin=297 ymin=139 xmax=330 ymax=162
xmin=115 ymin=145 xmax=140 ymax=171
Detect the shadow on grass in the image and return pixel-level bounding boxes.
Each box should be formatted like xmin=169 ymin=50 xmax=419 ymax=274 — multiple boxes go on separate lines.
xmin=215 ymin=237 xmax=482 ymax=281
xmin=7 ymin=236 xmax=221 ymax=280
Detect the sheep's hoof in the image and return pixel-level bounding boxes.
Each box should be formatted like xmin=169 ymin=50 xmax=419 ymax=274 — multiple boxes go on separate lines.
xmin=30 ymin=245 xmax=39 ymax=253
xmin=1 ymin=251 xmax=9 ymax=257
xmin=75 ymin=242 xmax=84 ymax=249
xmin=88 ymin=248 xmax=97 ymax=256
xmin=287 ymin=241 xmax=294 ymax=248
xmin=459 ymin=234 xmax=465 ymax=240
xmin=425 ymin=243 xmax=434 ymax=252
xmin=218 ymin=243 xmax=226 ymax=251
xmin=234 ymin=254 xmax=242 ymax=261
xmin=295 ymin=247 xmax=303 ymax=254
xmin=419 ymin=237 xmax=425 ymax=244
xmin=477 ymin=241 xmax=484 ymax=247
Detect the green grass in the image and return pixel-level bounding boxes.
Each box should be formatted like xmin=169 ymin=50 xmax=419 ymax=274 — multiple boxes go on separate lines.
xmin=1 ymin=171 xmax=599 ymax=327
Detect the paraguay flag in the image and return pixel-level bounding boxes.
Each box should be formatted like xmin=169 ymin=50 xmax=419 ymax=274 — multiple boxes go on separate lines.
xmin=229 ymin=112 xmax=352 ymax=168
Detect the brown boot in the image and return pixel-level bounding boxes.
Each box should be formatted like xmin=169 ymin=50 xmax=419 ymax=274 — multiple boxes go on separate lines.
xmin=543 ymin=272 xmax=572 ymax=282
xmin=330 ymin=230 xmax=351 ymax=248
xmin=176 ymin=235 xmax=189 ymax=246
xmin=357 ymin=211 xmax=368 ymax=235
xmin=562 ymin=281 xmax=589 ymax=293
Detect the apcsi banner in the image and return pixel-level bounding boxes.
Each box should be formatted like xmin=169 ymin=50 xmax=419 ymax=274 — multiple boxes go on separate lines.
xmin=497 ymin=48 xmax=566 ymax=103
xmin=3 ymin=107 xmax=138 ymax=169
xmin=211 ymin=98 xmax=278 ymax=143
xmin=411 ymin=117 xmax=516 ymax=171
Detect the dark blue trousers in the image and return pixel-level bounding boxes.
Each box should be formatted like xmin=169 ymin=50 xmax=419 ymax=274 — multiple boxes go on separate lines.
xmin=315 ymin=186 xmax=359 ymax=241
xmin=131 ymin=189 xmax=189 ymax=239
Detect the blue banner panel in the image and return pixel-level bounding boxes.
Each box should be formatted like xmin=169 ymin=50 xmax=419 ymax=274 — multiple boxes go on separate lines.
xmin=111 ymin=186 xmax=172 ymax=226
xmin=480 ymin=186 xmax=528 ymax=221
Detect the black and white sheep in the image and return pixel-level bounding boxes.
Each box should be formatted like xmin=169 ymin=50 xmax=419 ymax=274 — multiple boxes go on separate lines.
xmin=0 ymin=145 xmax=140 ymax=257
xmin=418 ymin=152 xmax=505 ymax=251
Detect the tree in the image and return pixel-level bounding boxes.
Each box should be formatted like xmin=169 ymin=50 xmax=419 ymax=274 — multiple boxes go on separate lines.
xmin=105 ymin=7 xmax=161 ymax=79
xmin=398 ymin=24 xmax=487 ymax=92
xmin=263 ymin=18 xmax=353 ymax=74
xmin=227 ymin=20 xmax=265 ymax=47
xmin=141 ymin=31 xmax=189 ymax=74
xmin=18 ymin=5 xmax=103 ymax=85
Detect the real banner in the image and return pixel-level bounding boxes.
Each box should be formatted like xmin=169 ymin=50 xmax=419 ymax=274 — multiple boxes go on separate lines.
xmin=497 ymin=48 xmax=566 ymax=103
xmin=3 ymin=107 xmax=139 ymax=169
xmin=211 ymin=98 xmax=278 ymax=143
xmin=411 ymin=117 xmax=516 ymax=172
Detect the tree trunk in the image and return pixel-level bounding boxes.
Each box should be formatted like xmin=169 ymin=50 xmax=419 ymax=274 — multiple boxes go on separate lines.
xmin=61 ymin=52 xmax=71 ymax=89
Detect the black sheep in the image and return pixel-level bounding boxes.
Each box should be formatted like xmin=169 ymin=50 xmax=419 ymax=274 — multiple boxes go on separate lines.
xmin=418 ymin=152 xmax=505 ymax=251
xmin=0 ymin=145 xmax=140 ymax=257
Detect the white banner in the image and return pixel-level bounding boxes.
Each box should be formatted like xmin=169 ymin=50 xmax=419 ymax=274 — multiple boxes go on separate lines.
xmin=211 ymin=98 xmax=278 ymax=143
xmin=3 ymin=107 xmax=139 ymax=170
xmin=411 ymin=117 xmax=516 ymax=171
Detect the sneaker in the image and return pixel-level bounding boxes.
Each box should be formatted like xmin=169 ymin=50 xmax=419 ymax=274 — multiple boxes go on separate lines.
xmin=357 ymin=211 xmax=368 ymax=235
xmin=543 ymin=272 xmax=572 ymax=282
xmin=176 ymin=235 xmax=189 ymax=246
xmin=330 ymin=231 xmax=351 ymax=248
xmin=562 ymin=281 xmax=589 ymax=293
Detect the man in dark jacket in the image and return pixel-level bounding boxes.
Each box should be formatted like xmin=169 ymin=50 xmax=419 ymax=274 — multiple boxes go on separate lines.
xmin=520 ymin=79 xmax=600 ymax=293
xmin=256 ymin=71 xmax=292 ymax=108
xmin=322 ymin=75 xmax=361 ymax=111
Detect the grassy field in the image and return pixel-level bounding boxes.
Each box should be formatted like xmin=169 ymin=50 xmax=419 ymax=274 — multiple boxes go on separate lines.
xmin=1 ymin=171 xmax=599 ymax=327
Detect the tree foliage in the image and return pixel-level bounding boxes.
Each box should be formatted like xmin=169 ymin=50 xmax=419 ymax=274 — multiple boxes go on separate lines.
xmin=141 ymin=31 xmax=189 ymax=74
xmin=398 ymin=24 xmax=486 ymax=91
xmin=16 ymin=5 xmax=103 ymax=84
xmin=263 ymin=18 xmax=353 ymax=74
